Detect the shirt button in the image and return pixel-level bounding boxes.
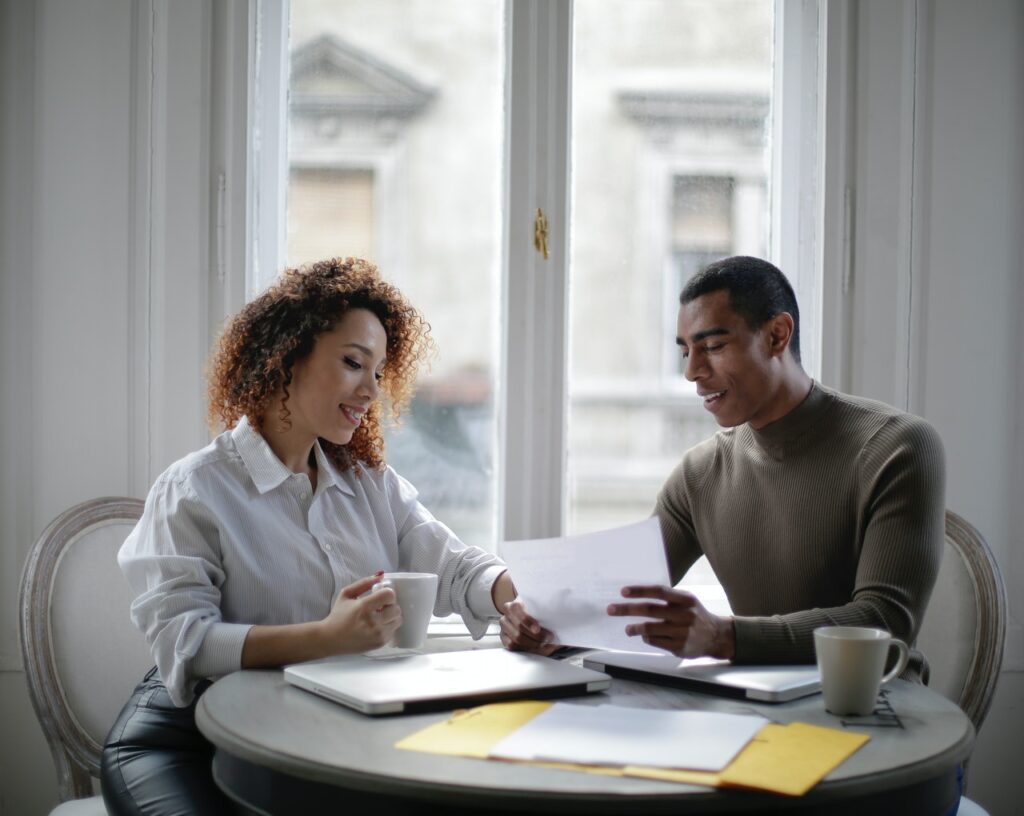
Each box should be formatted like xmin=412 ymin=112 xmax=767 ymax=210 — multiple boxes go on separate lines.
xmin=323 ymin=543 xmax=332 ymax=552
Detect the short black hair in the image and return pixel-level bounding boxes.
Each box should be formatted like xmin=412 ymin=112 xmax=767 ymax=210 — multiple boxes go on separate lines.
xmin=680 ymin=255 xmax=801 ymax=363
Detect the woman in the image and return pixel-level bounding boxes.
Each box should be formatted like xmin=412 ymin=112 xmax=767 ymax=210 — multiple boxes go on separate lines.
xmin=101 ymin=257 xmax=516 ymax=815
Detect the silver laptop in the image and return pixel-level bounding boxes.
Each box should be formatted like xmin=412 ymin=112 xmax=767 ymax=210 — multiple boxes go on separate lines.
xmin=582 ymin=651 xmax=820 ymax=703
xmin=284 ymin=648 xmax=612 ymax=715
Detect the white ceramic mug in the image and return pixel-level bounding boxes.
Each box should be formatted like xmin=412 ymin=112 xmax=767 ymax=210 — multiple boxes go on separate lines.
xmin=813 ymin=626 xmax=910 ymax=716
xmin=372 ymin=572 xmax=438 ymax=649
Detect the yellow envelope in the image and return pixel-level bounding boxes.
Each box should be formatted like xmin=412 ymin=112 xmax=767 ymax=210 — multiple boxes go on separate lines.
xmin=626 ymin=723 xmax=868 ymax=796
xmin=395 ymin=700 xmax=553 ymax=758
xmin=719 ymin=722 xmax=869 ymax=796
xmin=622 ymin=766 xmax=722 ymax=787
xmin=395 ymin=701 xmax=624 ymax=776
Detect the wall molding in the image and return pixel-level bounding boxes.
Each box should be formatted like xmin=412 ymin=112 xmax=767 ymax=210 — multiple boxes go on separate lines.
xmin=818 ymin=0 xmax=856 ymax=392
xmin=0 ymin=0 xmax=38 ymax=671
xmin=891 ymin=0 xmax=931 ymax=415
xmin=128 ymin=0 xmax=154 ymax=499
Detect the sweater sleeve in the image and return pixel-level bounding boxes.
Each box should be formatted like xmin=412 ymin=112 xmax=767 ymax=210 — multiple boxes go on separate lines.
xmin=732 ymin=416 xmax=945 ymax=668
xmin=655 ymin=449 xmax=710 ymax=584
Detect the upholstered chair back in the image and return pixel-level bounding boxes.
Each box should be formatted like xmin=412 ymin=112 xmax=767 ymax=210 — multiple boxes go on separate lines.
xmin=916 ymin=511 xmax=1006 ymax=736
xmin=20 ymin=498 xmax=151 ymax=805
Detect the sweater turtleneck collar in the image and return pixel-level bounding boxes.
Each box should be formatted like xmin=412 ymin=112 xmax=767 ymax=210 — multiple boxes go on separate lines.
xmin=746 ymin=380 xmax=832 ymax=460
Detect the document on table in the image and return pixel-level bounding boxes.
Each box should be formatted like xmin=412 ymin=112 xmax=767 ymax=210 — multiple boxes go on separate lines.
xmin=488 ymin=703 xmax=768 ymax=771
xmin=499 ymin=517 xmax=670 ymax=653
xmin=396 ymin=701 xmax=870 ymax=795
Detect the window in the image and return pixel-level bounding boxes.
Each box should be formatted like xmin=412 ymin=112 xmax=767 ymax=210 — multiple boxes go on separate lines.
xmin=251 ymin=1 xmax=822 ymax=576
xmin=286 ymin=1 xmax=505 ymax=549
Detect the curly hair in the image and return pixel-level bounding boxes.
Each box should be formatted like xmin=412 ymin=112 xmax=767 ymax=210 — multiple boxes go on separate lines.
xmin=207 ymin=257 xmax=433 ymax=471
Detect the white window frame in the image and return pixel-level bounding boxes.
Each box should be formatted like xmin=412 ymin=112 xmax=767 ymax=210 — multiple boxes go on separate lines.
xmin=239 ymin=0 xmax=831 ymax=544
xmin=771 ymin=0 xmax=826 ymax=383
xmin=247 ymin=0 xmax=290 ymax=300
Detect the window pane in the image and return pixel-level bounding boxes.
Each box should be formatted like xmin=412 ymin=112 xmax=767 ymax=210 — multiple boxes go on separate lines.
xmin=288 ymin=1 xmax=505 ymax=550
xmin=568 ymin=0 xmax=773 ymax=594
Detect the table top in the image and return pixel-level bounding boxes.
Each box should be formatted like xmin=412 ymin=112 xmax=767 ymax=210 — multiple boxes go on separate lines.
xmin=196 ymin=639 xmax=973 ymax=813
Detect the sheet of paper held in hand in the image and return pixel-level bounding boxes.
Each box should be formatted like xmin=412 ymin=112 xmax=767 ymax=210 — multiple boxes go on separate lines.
xmin=499 ymin=517 xmax=670 ymax=653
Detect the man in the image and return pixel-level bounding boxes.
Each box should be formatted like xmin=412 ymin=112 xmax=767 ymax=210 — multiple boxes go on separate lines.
xmin=502 ymin=256 xmax=944 ymax=679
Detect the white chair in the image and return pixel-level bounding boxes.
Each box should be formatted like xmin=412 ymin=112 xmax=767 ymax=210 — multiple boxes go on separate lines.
xmin=19 ymin=497 xmax=152 ymax=815
xmin=916 ymin=510 xmax=1007 ymax=815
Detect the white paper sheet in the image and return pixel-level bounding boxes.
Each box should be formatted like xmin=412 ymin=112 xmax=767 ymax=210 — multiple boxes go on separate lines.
xmin=489 ymin=702 xmax=767 ymax=771
xmin=499 ymin=517 xmax=671 ymax=654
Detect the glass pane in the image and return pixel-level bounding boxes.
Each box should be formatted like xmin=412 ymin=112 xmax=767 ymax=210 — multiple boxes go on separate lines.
xmin=288 ymin=1 xmax=505 ymax=550
xmin=568 ymin=0 xmax=773 ymax=597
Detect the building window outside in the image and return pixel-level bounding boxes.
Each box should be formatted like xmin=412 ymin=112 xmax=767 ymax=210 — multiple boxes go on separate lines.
xmin=288 ymin=167 xmax=375 ymax=263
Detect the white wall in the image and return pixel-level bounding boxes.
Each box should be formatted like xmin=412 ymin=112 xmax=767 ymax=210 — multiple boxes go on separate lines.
xmin=0 ymin=1 xmax=1020 ymax=814
xmin=834 ymin=1 xmax=1024 ymax=813
xmin=0 ymin=0 xmax=216 ymax=812
xmin=2 ymin=1 xmax=135 ymax=811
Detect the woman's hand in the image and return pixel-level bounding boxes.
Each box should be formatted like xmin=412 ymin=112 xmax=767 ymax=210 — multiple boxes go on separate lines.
xmin=321 ymin=574 xmax=402 ymax=653
xmin=607 ymin=585 xmax=735 ymax=659
xmin=499 ymin=599 xmax=560 ymax=655
xmin=241 ymin=574 xmax=402 ymax=669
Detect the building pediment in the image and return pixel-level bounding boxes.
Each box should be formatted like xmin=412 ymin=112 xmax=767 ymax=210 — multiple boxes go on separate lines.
xmin=290 ymin=34 xmax=435 ymax=118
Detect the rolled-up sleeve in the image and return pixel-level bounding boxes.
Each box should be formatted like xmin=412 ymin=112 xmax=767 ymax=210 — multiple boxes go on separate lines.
xmin=119 ymin=476 xmax=252 ymax=706
xmin=385 ymin=468 xmax=506 ymax=638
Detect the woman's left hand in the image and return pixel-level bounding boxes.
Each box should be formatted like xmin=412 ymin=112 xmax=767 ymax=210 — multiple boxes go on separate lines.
xmin=499 ymin=599 xmax=560 ymax=655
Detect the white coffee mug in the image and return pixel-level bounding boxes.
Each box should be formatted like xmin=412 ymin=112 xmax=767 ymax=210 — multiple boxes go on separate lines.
xmin=813 ymin=626 xmax=910 ymax=716
xmin=372 ymin=572 xmax=438 ymax=649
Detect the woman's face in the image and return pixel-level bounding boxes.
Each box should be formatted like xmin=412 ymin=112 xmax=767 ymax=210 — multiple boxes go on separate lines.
xmin=285 ymin=308 xmax=387 ymax=447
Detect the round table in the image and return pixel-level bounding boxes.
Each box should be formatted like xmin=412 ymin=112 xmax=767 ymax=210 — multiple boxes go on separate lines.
xmin=196 ymin=654 xmax=972 ymax=815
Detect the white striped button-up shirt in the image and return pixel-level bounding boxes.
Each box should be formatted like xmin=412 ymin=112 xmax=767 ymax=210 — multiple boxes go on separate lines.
xmin=119 ymin=416 xmax=506 ymax=706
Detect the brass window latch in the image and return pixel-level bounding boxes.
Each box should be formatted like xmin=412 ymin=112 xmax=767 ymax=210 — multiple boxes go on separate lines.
xmin=533 ymin=207 xmax=550 ymax=260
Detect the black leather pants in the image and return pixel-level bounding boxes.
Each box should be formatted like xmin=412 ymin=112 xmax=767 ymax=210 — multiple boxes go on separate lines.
xmin=101 ymin=667 xmax=243 ymax=816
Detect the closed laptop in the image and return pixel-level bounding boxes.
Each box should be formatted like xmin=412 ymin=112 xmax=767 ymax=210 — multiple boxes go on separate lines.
xmin=582 ymin=651 xmax=820 ymax=703
xmin=285 ymin=648 xmax=612 ymax=715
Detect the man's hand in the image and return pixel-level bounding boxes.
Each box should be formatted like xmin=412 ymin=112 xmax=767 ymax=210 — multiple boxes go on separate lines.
xmin=499 ymin=599 xmax=560 ymax=656
xmin=607 ymin=585 xmax=736 ymax=659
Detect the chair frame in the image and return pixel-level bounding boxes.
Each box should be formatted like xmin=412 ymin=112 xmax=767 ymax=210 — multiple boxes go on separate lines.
xmin=19 ymin=497 xmax=144 ymax=802
xmin=942 ymin=510 xmax=1007 ymax=733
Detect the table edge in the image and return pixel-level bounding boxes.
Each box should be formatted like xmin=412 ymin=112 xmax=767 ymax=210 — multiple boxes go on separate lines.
xmin=196 ymin=690 xmax=975 ymax=808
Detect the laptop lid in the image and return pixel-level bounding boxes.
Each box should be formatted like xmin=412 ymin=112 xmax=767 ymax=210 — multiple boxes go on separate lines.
xmin=284 ymin=649 xmax=612 ymax=715
xmin=581 ymin=651 xmax=820 ymax=703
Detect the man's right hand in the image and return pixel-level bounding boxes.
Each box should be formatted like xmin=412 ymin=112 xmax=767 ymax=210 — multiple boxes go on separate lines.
xmin=499 ymin=598 xmax=560 ymax=655
xmin=321 ymin=574 xmax=402 ymax=653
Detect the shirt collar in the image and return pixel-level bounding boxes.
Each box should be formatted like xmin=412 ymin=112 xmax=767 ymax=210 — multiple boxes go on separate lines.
xmin=231 ymin=416 xmax=354 ymax=497
xmin=746 ymin=380 xmax=833 ymax=460
xmin=310 ymin=437 xmax=353 ymax=496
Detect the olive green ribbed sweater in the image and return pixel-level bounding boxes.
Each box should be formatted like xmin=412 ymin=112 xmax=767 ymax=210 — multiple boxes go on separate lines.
xmin=656 ymin=381 xmax=945 ymax=678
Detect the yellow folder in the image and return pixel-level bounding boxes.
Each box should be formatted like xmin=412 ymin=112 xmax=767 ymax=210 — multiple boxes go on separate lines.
xmin=395 ymin=700 xmax=553 ymax=759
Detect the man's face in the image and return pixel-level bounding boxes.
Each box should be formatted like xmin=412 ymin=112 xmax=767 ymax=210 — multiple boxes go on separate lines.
xmin=676 ymin=289 xmax=784 ymax=429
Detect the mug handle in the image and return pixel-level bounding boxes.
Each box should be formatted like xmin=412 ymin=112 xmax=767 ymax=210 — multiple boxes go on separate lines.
xmin=879 ymin=638 xmax=910 ymax=685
